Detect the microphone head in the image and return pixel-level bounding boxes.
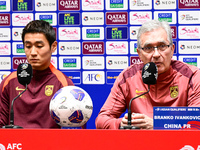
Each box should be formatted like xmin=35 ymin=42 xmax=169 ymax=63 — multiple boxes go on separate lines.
xmin=142 ymin=62 xmax=158 ymax=85
xmin=17 ymin=63 xmax=33 ymax=86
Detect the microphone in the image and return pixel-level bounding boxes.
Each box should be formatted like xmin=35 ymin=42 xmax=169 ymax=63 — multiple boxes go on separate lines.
xmin=120 ymin=62 xmax=158 ymax=129
xmin=17 ymin=63 xmax=32 ymax=86
xmin=142 ymin=62 xmax=158 ymax=85
xmin=2 ymin=63 xmax=32 ymax=129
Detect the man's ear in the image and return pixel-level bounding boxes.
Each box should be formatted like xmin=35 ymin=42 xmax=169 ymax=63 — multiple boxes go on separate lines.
xmin=171 ymin=43 xmax=175 ymax=58
xmin=51 ymin=41 xmax=57 ymax=53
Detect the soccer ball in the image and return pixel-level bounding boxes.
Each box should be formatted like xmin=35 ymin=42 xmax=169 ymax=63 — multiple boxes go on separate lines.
xmin=49 ymin=86 xmax=93 ymax=127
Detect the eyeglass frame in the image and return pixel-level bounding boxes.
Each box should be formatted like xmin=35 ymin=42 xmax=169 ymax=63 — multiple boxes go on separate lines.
xmin=139 ymin=43 xmax=172 ymax=53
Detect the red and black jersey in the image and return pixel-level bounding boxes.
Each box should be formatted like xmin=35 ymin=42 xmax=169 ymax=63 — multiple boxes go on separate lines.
xmin=96 ymin=60 xmax=200 ymax=129
xmin=0 ymin=63 xmax=74 ymax=128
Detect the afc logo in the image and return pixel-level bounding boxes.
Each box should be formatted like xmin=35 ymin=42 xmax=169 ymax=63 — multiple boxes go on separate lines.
xmin=0 ymin=143 xmax=22 ymax=150
xmin=83 ymin=71 xmax=105 ymax=84
xmin=84 ymin=73 xmax=102 ymax=81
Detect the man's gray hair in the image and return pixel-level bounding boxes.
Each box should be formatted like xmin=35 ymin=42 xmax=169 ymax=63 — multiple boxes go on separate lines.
xmin=137 ymin=20 xmax=173 ymax=48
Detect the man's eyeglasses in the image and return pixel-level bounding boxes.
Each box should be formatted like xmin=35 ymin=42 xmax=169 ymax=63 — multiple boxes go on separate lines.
xmin=140 ymin=44 xmax=171 ymax=53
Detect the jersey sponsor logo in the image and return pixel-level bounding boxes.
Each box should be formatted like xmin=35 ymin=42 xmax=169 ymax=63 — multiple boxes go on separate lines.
xmin=170 ymin=86 xmax=179 ymax=98
xmin=16 ymin=86 xmax=25 ymax=91
xmin=135 ymin=89 xmax=147 ymax=99
xmin=16 ymin=86 xmax=25 ymax=96
xmin=45 ymin=85 xmax=54 ymax=96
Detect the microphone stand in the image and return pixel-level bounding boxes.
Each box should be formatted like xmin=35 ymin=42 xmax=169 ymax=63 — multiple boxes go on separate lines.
xmin=2 ymin=84 xmax=28 ymax=129
xmin=120 ymin=85 xmax=150 ymax=129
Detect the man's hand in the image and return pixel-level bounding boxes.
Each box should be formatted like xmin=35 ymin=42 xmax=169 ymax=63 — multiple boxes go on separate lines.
xmin=120 ymin=113 xmax=153 ymax=130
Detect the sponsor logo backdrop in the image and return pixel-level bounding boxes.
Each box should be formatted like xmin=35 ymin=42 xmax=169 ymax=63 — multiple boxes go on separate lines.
xmin=0 ymin=0 xmax=200 ymax=129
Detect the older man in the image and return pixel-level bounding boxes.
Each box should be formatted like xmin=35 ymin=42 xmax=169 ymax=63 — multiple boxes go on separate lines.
xmin=95 ymin=20 xmax=200 ymax=129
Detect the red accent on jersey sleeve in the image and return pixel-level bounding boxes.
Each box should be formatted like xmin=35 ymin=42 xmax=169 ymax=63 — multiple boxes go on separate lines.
xmin=2 ymin=72 xmax=17 ymax=92
xmin=49 ymin=63 xmax=68 ymax=87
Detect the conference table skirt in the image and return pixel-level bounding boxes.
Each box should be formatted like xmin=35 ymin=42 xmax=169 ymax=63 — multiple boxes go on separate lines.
xmin=0 ymin=129 xmax=199 ymax=150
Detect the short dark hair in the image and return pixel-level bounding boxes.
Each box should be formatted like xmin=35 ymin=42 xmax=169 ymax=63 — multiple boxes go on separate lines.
xmin=21 ymin=20 xmax=56 ymax=47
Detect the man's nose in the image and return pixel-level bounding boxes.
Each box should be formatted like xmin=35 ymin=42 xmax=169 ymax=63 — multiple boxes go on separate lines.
xmin=152 ymin=48 xmax=160 ymax=57
xmin=30 ymin=46 xmax=37 ymax=55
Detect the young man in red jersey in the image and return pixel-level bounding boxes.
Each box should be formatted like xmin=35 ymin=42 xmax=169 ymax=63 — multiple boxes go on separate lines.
xmin=0 ymin=20 xmax=74 ymax=128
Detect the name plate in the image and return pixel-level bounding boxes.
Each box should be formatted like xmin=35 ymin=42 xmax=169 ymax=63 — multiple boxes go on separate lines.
xmin=153 ymin=107 xmax=200 ymax=130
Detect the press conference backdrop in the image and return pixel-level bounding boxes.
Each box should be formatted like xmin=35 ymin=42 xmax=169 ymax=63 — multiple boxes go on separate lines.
xmin=0 ymin=0 xmax=200 ymax=129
